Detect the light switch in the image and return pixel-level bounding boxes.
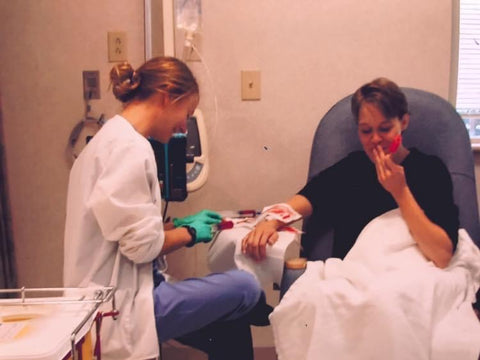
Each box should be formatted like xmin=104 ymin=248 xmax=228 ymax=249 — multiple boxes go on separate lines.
xmin=108 ymin=31 xmax=127 ymax=62
xmin=241 ymin=70 xmax=261 ymax=100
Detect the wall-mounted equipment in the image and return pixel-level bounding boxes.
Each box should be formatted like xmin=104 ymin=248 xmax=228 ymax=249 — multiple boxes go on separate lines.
xmin=67 ymin=78 xmax=105 ymax=165
xmin=82 ymin=71 xmax=100 ymax=100
xmin=186 ymin=109 xmax=208 ymax=191
xmin=148 ymin=109 xmax=208 ymax=201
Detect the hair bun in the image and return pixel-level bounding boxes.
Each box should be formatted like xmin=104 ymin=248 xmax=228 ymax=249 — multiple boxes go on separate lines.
xmin=110 ymin=62 xmax=141 ymax=102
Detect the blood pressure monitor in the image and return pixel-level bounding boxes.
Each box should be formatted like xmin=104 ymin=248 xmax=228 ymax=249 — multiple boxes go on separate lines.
xmin=186 ymin=109 xmax=208 ymax=192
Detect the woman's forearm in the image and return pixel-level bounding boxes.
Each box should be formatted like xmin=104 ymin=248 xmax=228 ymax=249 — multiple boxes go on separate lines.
xmin=286 ymin=195 xmax=313 ymax=219
xmin=393 ymin=187 xmax=453 ymax=268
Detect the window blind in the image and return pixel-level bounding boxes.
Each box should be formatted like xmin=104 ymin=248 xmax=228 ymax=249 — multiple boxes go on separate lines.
xmin=456 ymin=0 xmax=480 ymax=114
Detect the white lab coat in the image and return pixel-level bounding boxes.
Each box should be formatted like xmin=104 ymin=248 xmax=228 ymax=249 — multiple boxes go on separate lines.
xmin=64 ymin=115 xmax=163 ymax=360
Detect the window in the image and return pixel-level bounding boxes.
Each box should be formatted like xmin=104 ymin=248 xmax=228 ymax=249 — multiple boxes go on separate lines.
xmin=455 ymin=0 xmax=480 ymax=147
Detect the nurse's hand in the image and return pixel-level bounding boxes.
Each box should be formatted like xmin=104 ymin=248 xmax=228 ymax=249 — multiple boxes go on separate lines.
xmin=241 ymin=220 xmax=280 ymax=262
xmin=173 ymin=209 xmax=222 ymax=227
xmin=187 ymin=219 xmax=222 ymax=245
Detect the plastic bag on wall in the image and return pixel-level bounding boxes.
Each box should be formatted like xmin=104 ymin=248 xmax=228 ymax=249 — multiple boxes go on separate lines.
xmin=175 ymin=0 xmax=201 ymax=32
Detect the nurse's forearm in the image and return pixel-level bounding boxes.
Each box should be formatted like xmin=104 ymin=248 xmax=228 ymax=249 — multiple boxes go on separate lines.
xmin=160 ymin=227 xmax=192 ymax=255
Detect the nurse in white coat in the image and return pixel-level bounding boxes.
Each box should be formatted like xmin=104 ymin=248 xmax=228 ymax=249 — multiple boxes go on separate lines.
xmin=64 ymin=57 xmax=270 ymax=360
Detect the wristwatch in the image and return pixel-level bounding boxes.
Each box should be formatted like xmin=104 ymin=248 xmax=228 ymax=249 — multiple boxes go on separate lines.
xmin=182 ymin=225 xmax=197 ymax=247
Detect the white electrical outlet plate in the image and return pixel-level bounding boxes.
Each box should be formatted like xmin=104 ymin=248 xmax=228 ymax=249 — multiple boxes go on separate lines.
xmin=108 ymin=31 xmax=127 ymax=62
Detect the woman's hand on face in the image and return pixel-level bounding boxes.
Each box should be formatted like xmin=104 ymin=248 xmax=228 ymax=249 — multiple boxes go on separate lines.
xmin=373 ymin=145 xmax=407 ymax=198
xmin=241 ymin=220 xmax=279 ymax=262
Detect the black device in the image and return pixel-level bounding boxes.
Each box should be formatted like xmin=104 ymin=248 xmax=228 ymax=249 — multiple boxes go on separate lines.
xmin=149 ymin=116 xmax=203 ymax=201
xmin=149 ymin=134 xmax=188 ymax=202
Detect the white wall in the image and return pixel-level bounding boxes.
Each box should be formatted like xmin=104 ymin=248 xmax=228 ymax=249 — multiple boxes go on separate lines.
xmin=1 ymin=0 xmax=475 ymax=349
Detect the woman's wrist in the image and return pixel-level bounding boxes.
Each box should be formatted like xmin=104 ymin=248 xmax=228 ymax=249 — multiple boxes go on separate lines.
xmin=391 ymin=185 xmax=412 ymax=206
xmin=260 ymin=219 xmax=284 ymax=231
xmin=182 ymin=225 xmax=197 ymax=247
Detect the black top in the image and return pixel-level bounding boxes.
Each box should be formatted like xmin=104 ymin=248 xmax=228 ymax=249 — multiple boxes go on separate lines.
xmin=298 ymin=148 xmax=459 ymax=259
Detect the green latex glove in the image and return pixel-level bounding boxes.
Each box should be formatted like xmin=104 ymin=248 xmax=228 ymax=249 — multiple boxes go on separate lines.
xmin=173 ymin=210 xmax=222 ymax=227
xmin=187 ymin=220 xmax=219 ymax=244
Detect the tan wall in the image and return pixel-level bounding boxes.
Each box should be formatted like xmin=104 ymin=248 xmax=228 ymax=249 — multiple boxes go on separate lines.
xmin=0 ymin=0 xmax=477 ymax=349
xmin=0 ymin=0 xmax=145 ymax=288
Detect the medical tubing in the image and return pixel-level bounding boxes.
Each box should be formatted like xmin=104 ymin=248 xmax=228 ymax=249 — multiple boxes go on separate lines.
xmin=190 ymin=41 xmax=219 ymax=144
xmin=162 ymin=201 xmax=169 ymax=222
xmin=182 ymin=30 xmax=196 ymax=60
xmin=163 ymin=144 xmax=170 ymax=199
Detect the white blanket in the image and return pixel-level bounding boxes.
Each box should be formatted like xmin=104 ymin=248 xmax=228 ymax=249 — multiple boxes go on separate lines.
xmin=270 ymin=209 xmax=480 ymax=360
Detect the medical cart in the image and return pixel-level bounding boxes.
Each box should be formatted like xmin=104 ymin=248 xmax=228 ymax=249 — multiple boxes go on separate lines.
xmin=0 ymin=286 xmax=117 ymax=360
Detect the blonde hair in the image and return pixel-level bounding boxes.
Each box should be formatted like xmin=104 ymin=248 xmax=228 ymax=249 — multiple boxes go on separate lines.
xmin=110 ymin=56 xmax=199 ymax=104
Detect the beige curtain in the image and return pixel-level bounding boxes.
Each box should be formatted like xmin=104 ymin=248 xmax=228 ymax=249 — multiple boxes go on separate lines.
xmin=0 ymin=93 xmax=16 ymax=290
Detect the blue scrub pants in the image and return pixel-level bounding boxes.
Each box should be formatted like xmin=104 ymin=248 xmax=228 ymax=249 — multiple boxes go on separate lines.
xmin=153 ymin=270 xmax=263 ymax=360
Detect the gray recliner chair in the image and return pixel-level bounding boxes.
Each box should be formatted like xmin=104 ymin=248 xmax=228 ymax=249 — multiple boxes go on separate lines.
xmin=280 ymin=87 xmax=480 ymax=297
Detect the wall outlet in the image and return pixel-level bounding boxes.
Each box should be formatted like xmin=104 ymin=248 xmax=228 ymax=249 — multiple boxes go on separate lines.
xmin=108 ymin=31 xmax=127 ymax=62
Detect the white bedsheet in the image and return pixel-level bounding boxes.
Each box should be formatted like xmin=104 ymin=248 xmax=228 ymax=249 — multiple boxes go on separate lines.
xmin=270 ymin=209 xmax=480 ymax=360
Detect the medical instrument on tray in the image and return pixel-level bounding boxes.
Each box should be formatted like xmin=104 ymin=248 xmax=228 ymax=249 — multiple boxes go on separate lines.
xmin=218 ymin=210 xmax=261 ymax=219
xmin=213 ymin=219 xmax=234 ymax=231
xmin=209 ymin=220 xmax=234 ymax=248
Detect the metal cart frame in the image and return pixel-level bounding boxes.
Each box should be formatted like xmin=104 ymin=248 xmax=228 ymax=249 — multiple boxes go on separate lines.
xmin=0 ymin=286 xmax=117 ymax=360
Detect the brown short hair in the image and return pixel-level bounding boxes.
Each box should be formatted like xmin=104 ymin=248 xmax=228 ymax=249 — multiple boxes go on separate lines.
xmin=351 ymin=77 xmax=408 ymax=122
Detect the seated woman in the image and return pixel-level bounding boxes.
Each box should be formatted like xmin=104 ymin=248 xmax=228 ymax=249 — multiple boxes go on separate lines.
xmin=240 ymin=78 xmax=480 ymax=359
xmin=242 ymin=77 xmax=459 ymax=269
